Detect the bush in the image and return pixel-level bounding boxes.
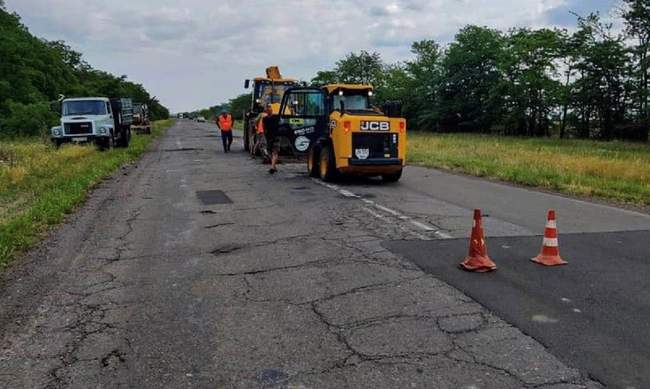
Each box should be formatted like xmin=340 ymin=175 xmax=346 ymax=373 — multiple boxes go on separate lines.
xmin=0 ymin=101 xmax=58 ymax=137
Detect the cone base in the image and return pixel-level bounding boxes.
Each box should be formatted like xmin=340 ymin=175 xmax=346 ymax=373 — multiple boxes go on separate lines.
xmin=459 ymin=256 xmax=497 ymax=273
xmin=531 ymin=255 xmax=567 ymax=267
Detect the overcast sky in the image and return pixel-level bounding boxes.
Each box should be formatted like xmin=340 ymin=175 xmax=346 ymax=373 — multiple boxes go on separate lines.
xmin=6 ymin=0 xmax=618 ymax=113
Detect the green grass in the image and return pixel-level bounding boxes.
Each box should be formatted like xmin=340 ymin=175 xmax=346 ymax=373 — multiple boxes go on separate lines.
xmin=0 ymin=119 xmax=175 ymax=268
xmin=408 ymin=132 xmax=650 ymax=206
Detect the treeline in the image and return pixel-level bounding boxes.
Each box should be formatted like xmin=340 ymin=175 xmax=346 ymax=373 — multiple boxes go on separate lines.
xmin=187 ymin=94 xmax=250 ymax=122
xmin=312 ymin=1 xmax=650 ymax=141
xmin=0 ymin=4 xmax=169 ymax=137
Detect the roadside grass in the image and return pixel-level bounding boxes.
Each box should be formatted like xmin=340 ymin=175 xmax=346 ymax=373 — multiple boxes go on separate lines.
xmin=0 ymin=119 xmax=175 ymax=268
xmin=407 ymin=132 xmax=650 ymax=206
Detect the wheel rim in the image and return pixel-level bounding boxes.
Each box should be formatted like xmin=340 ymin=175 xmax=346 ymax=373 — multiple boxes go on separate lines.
xmin=320 ymin=150 xmax=328 ymax=178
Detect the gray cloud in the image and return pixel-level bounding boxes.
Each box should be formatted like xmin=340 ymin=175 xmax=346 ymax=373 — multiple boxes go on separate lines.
xmin=6 ymin=0 xmax=616 ymax=112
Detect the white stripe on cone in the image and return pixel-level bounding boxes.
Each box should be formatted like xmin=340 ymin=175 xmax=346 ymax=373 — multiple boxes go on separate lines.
xmin=543 ymin=238 xmax=559 ymax=247
xmin=546 ymin=220 xmax=557 ymax=229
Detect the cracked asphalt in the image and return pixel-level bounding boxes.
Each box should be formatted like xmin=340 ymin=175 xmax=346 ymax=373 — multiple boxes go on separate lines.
xmin=0 ymin=120 xmax=609 ymax=388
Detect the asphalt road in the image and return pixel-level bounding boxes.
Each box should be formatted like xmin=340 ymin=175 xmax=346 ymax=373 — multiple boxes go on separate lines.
xmin=1 ymin=119 xmax=644 ymax=388
xmin=386 ymin=231 xmax=650 ymax=389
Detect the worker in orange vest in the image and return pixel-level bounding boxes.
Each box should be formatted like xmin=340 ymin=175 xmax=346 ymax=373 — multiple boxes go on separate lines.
xmin=216 ymin=110 xmax=234 ymax=152
xmin=253 ymin=104 xmax=273 ymax=158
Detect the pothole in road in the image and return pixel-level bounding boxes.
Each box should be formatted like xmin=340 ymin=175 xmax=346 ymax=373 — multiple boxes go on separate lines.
xmin=101 ymin=350 xmax=126 ymax=368
xmin=197 ymin=190 xmax=233 ymax=205
xmin=257 ymin=369 xmax=289 ymax=386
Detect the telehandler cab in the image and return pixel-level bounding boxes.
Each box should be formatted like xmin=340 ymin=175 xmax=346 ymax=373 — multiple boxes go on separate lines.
xmin=243 ymin=66 xmax=298 ymax=153
xmin=275 ymin=84 xmax=406 ymax=182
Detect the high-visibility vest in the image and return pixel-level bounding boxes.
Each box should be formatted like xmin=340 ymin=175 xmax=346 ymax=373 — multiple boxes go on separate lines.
xmin=218 ymin=114 xmax=233 ymax=131
xmin=256 ymin=113 xmax=267 ymax=134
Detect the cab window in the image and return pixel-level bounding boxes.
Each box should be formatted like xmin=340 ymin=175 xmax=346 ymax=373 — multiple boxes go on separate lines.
xmin=285 ymin=91 xmax=325 ymax=117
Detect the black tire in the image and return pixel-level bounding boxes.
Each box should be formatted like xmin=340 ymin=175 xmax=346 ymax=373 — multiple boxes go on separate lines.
xmin=382 ymin=169 xmax=403 ymax=183
xmin=319 ymin=144 xmax=339 ymax=182
xmin=116 ymin=127 xmax=131 ymax=148
xmin=307 ymin=145 xmax=320 ymax=177
xmin=243 ymin=121 xmax=250 ymax=152
xmin=96 ymin=134 xmax=114 ymax=151
xmin=124 ymin=127 xmax=131 ymax=147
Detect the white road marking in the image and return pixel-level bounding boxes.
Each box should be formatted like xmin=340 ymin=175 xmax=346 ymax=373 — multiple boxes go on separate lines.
xmin=361 ymin=207 xmax=430 ymax=240
xmin=361 ymin=206 xmax=390 ymax=222
xmin=375 ymin=204 xmax=402 ymax=217
xmin=311 ymin=178 xmax=452 ymax=239
xmin=531 ymin=314 xmax=559 ymax=324
xmin=339 ymin=189 xmax=359 ymax=198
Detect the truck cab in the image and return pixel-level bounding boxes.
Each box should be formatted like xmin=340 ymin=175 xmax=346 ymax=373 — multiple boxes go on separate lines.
xmin=51 ymin=97 xmax=133 ymax=149
xmin=242 ymin=66 xmax=299 ymax=153
xmin=277 ymin=84 xmax=406 ymax=182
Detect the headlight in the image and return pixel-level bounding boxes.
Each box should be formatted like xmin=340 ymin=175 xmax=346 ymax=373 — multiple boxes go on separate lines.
xmin=51 ymin=127 xmax=62 ymax=137
xmin=99 ymin=127 xmax=108 ymax=135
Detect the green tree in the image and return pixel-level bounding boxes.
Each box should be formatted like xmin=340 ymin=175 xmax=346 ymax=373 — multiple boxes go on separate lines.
xmin=622 ymin=0 xmax=650 ymax=140
xmin=334 ymin=51 xmax=385 ymax=87
xmin=311 ymin=70 xmax=338 ymax=86
xmin=500 ymin=28 xmax=564 ymax=136
xmin=572 ymin=14 xmax=628 ymax=139
xmin=0 ymin=6 xmax=169 ymax=136
xmin=403 ymin=40 xmax=443 ymax=130
xmin=439 ymin=26 xmax=506 ymax=132
xmin=228 ymin=93 xmax=252 ymax=119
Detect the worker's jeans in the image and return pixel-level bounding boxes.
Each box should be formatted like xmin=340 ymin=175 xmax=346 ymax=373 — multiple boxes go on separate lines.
xmin=221 ymin=130 xmax=233 ymax=152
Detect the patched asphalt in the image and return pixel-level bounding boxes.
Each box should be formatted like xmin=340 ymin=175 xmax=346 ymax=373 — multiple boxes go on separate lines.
xmin=385 ymin=230 xmax=650 ymax=388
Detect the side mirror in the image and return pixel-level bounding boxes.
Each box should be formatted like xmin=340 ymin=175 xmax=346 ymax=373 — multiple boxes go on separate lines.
xmin=244 ymin=79 xmax=250 ymax=89
xmin=49 ymin=101 xmax=61 ymax=113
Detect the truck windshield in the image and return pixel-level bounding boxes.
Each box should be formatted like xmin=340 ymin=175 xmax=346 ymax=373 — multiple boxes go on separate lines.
xmin=258 ymin=83 xmax=294 ymax=105
xmin=63 ymin=100 xmax=107 ymax=116
xmin=333 ymin=94 xmax=370 ymax=111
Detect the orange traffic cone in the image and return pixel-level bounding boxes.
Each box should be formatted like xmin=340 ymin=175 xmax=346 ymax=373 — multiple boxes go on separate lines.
xmin=459 ymin=209 xmax=497 ymax=273
xmin=531 ymin=210 xmax=567 ymax=266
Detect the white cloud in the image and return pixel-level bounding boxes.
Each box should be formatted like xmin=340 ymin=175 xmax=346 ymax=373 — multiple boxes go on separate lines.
xmin=5 ymin=0 xmax=614 ymax=112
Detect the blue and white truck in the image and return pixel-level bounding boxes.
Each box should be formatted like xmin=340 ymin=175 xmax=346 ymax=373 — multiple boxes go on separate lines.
xmin=50 ymin=97 xmax=133 ymax=150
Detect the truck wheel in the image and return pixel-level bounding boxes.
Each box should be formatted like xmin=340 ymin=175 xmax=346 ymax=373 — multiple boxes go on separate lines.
xmin=243 ymin=122 xmax=250 ymax=152
xmin=382 ymin=169 xmax=403 ymax=183
xmin=307 ymin=145 xmax=320 ymax=177
xmin=117 ymin=127 xmax=131 ymax=148
xmin=124 ymin=127 xmax=131 ymax=147
xmin=319 ymin=145 xmax=339 ymax=182
xmin=96 ymin=135 xmax=114 ymax=151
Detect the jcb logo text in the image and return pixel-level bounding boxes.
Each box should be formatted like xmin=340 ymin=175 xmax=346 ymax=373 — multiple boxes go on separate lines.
xmin=360 ymin=121 xmax=390 ymax=131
